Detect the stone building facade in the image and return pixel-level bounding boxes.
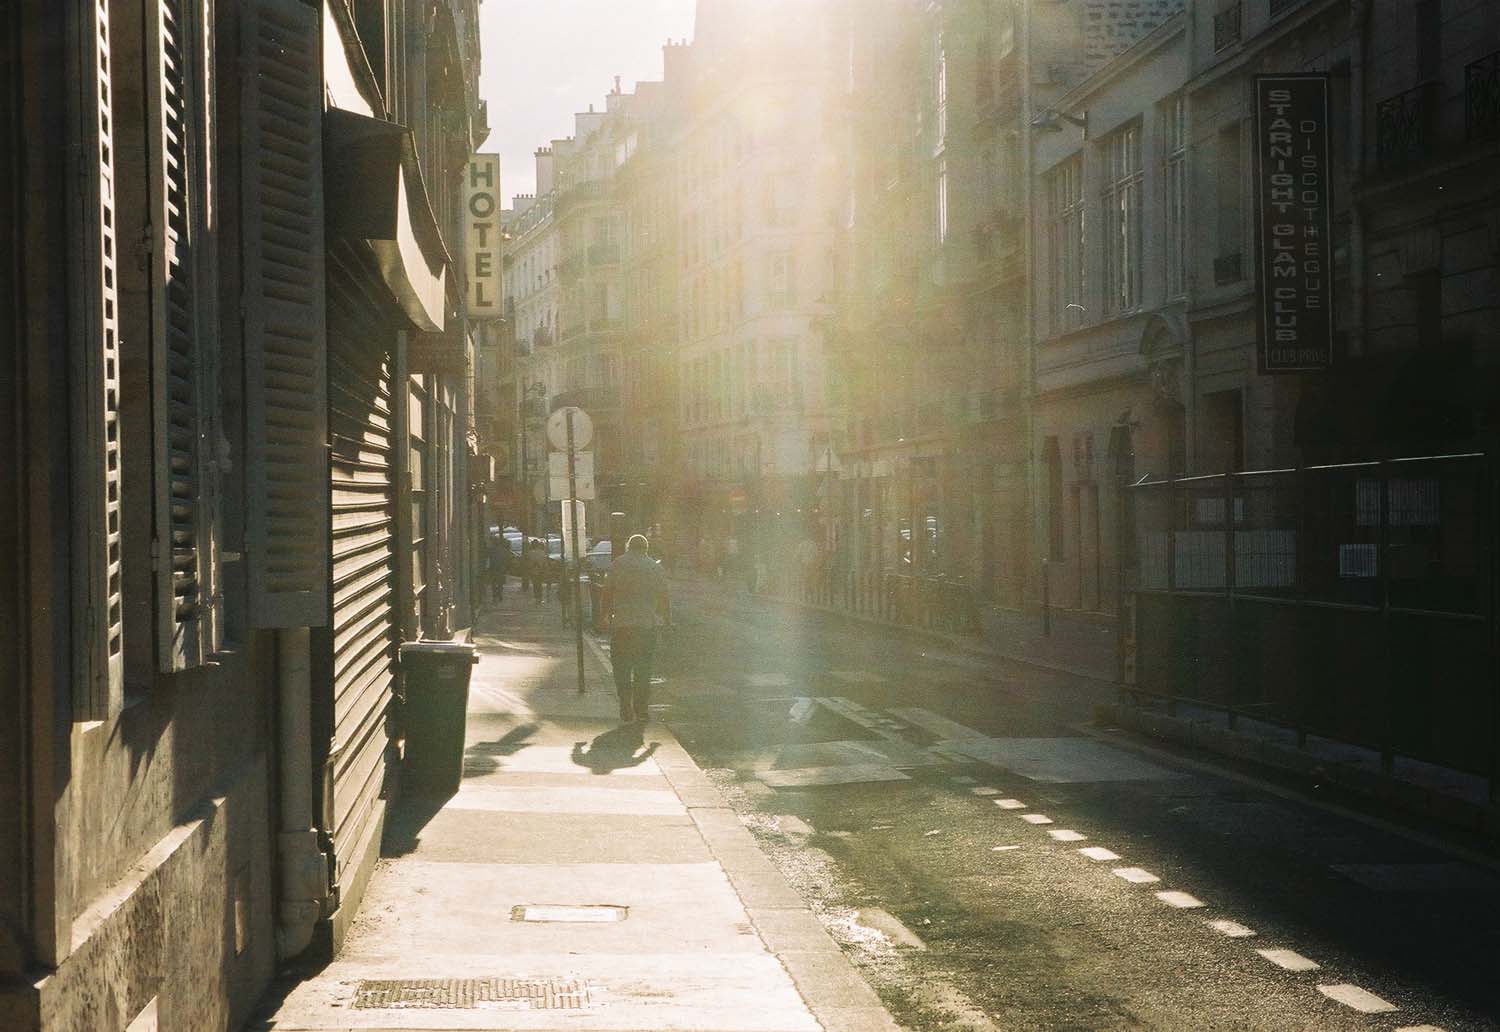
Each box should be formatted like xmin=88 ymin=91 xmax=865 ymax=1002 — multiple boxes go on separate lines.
xmin=1 ymin=2 xmax=492 ymax=1028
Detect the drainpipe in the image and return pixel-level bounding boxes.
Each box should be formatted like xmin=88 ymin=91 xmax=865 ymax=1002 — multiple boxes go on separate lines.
xmin=1347 ymin=0 xmax=1370 ymax=358
xmin=1021 ymin=0 xmax=1037 ymax=608
xmin=275 ymin=627 xmax=330 ymax=960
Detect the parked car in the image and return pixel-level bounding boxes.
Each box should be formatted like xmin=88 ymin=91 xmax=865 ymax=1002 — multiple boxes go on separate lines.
xmin=584 ymin=540 xmax=613 ymax=577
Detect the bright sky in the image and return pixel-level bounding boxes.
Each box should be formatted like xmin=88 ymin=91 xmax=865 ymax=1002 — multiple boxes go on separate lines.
xmin=477 ymin=0 xmax=698 ymax=209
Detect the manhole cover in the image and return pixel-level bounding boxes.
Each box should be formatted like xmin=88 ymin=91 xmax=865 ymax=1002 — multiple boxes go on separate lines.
xmin=352 ymin=978 xmax=591 ymax=1010
xmin=512 ymin=904 xmax=628 ymax=922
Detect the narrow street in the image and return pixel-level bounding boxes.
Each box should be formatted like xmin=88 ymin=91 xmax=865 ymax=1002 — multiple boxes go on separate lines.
xmin=645 ymin=578 xmax=1500 ymax=1032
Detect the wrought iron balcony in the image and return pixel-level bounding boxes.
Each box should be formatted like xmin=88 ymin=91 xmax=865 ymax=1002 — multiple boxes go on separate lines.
xmin=1213 ymin=251 xmax=1243 ymax=286
xmin=1213 ymin=3 xmax=1241 ymax=52
xmin=1467 ymin=50 xmax=1500 ymax=143
xmin=1376 ymin=81 xmax=1440 ymax=174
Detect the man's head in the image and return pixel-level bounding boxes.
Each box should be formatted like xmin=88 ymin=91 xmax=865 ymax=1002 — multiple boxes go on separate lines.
xmin=626 ymin=534 xmax=650 ymax=554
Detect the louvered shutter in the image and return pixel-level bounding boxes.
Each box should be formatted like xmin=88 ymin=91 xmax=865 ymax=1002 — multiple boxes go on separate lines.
xmin=71 ymin=0 xmax=125 ymax=716
xmin=241 ymin=0 xmax=328 ymax=627
xmin=146 ymin=0 xmax=220 ymax=670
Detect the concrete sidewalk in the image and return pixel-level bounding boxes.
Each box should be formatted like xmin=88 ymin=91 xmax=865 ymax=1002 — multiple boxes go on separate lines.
xmin=253 ymin=588 xmax=900 ymax=1032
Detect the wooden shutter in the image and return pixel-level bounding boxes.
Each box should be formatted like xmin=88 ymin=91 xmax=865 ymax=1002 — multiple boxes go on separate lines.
xmin=241 ymin=0 xmax=329 ymax=627
xmin=146 ymin=0 xmax=220 ymax=670
xmin=70 ymin=0 xmax=125 ymax=716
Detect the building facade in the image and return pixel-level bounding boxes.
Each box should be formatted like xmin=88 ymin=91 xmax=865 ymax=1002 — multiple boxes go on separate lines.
xmin=1 ymin=2 xmax=492 ymax=1028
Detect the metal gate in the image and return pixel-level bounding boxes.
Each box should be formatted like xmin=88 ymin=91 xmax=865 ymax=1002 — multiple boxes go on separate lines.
xmin=320 ymin=242 xmax=399 ymax=900
xmin=1122 ymin=454 xmax=1496 ymax=796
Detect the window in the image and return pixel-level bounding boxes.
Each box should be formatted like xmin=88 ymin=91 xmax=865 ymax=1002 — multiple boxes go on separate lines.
xmin=1045 ymin=437 xmax=1065 ymax=560
xmin=1416 ymin=0 xmax=1441 ymax=81
xmin=935 ymin=158 xmax=949 ymax=244
xmin=1163 ymin=96 xmax=1187 ymax=299
xmin=933 ymin=29 xmax=947 ymax=152
xmin=1047 ymin=158 xmax=1085 ymax=331
xmin=1216 ymin=123 xmax=1244 ymax=263
xmin=768 ymin=254 xmax=796 ymax=308
xmin=1101 ymin=122 xmax=1143 ymax=314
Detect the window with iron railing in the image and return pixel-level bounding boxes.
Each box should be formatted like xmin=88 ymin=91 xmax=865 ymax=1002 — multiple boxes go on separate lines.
xmin=1467 ymin=50 xmax=1500 ymax=142
xmin=1376 ymin=81 xmax=1439 ymax=174
xmin=1213 ymin=3 xmax=1241 ymax=52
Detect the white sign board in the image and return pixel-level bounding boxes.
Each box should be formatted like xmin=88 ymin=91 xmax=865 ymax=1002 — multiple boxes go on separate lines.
xmin=546 ymin=406 xmax=594 ymax=452
xmin=560 ymin=500 xmax=587 ymax=561
xmin=465 ymin=154 xmax=502 ymax=318
xmin=548 ymin=450 xmax=596 ymax=501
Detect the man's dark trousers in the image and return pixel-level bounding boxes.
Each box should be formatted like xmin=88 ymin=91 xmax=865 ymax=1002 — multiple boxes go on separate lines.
xmin=611 ymin=627 xmax=656 ymax=721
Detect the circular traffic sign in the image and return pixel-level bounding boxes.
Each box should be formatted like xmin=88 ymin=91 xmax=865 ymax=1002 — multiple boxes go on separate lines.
xmin=546 ymin=406 xmax=594 ymax=452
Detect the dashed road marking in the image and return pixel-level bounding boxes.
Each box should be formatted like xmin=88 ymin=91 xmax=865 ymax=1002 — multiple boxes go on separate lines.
xmin=1318 ymin=984 xmax=1397 ymax=1013
xmin=994 ymin=798 xmax=1026 ymax=810
xmin=1206 ymin=919 xmax=1256 ymax=938
xmin=1155 ymin=890 xmax=1206 ymax=909
xmin=1395 ymin=1026 xmax=1448 ymax=1031
xmin=1020 ymin=813 xmax=1054 ymax=825
xmin=970 ymin=786 xmax=1000 ymax=796
xmin=1048 ymin=829 xmax=1087 ymax=842
xmin=992 ymin=845 xmax=1021 ymax=852
xmin=1112 ymin=867 xmax=1160 ymax=884
xmin=1257 ymin=948 xmax=1319 ymax=971
xmin=1079 ymin=846 xmax=1121 ymax=862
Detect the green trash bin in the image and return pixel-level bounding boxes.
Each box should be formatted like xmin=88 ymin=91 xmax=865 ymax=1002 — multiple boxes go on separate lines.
xmin=399 ymin=641 xmax=478 ymax=795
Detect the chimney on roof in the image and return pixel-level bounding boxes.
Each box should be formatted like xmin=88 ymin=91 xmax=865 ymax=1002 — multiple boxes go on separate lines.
xmin=614 ymin=75 xmax=622 ymax=94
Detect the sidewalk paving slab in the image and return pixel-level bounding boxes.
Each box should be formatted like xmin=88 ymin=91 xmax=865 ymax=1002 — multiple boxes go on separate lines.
xmin=252 ymin=588 xmax=901 ymax=1032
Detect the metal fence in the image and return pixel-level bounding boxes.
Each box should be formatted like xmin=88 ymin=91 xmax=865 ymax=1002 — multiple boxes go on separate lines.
xmin=1122 ymin=454 xmax=1496 ymax=794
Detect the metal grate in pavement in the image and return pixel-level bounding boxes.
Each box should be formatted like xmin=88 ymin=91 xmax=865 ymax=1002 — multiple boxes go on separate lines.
xmin=351 ymin=978 xmax=592 ymax=1010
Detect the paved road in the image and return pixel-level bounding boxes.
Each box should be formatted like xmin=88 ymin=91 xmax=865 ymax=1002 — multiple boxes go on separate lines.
xmin=639 ymin=579 xmax=1500 ymax=1032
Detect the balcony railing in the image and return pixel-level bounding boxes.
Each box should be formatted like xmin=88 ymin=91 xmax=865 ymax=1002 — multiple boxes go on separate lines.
xmin=1376 ymin=81 xmax=1440 ymax=174
xmin=1213 ymin=3 xmax=1241 ymax=52
xmin=1467 ymin=51 xmax=1500 ymax=143
xmin=1213 ymin=251 xmax=1243 ymax=286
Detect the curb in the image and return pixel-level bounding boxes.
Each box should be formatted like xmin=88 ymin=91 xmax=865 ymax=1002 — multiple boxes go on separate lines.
xmin=1098 ymin=701 xmax=1500 ymax=846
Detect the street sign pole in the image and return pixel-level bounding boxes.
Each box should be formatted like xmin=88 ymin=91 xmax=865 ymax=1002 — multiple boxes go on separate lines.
xmin=567 ymin=410 xmax=586 ymax=695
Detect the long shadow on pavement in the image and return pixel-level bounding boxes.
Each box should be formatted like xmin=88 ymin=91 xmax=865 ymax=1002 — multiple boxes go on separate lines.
xmin=571 ymin=724 xmax=660 ymax=775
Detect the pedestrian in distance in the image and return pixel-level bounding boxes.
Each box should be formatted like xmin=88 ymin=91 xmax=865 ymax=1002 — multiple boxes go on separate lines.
xmin=486 ymin=532 xmax=510 ymax=603
xmin=526 ymin=538 xmax=547 ymax=604
xmin=601 ymin=534 xmax=671 ymax=725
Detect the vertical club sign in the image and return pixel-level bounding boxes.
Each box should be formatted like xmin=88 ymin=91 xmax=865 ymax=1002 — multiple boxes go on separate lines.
xmin=466 ymin=153 xmax=502 ymax=318
xmin=1253 ymin=74 xmax=1334 ymax=373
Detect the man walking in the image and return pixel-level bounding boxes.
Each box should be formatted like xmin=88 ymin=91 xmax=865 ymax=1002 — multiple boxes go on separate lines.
xmin=602 ymin=534 xmax=670 ymax=724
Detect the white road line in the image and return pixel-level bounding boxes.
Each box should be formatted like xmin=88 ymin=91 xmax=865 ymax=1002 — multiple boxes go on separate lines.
xmin=992 ymin=845 xmax=1021 ymax=852
xmin=1206 ymin=918 xmax=1256 ymax=938
xmin=1394 ymin=1026 xmax=1448 ymax=1031
xmin=994 ymin=798 xmax=1026 ymax=810
xmin=1048 ymin=829 xmax=1087 ymax=842
xmin=1155 ymin=890 xmax=1206 ymax=909
xmin=1020 ymin=813 xmax=1054 ymax=825
xmin=1079 ymin=846 xmax=1121 ymax=862
xmin=970 ymin=786 xmax=1000 ymax=796
xmin=1318 ymin=984 xmax=1397 ymax=1014
xmin=1112 ymin=867 xmax=1160 ymax=884
xmin=1257 ymin=948 xmax=1319 ymax=972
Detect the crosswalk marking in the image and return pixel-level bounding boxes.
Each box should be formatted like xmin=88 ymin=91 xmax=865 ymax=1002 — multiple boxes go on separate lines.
xmin=1318 ymin=984 xmax=1397 ymax=1014
xmin=994 ymin=798 xmax=1026 ymax=810
xmin=1257 ymin=948 xmax=1319 ymax=972
xmin=1048 ymin=829 xmax=1087 ymax=842
xmin=1079 ymin=846 xmax=1121 ymax=862
xmin=1394 ymin=1025 xmax=1448 ymax=1031
xmin=1155 ymin=890 xmax=1205 ymax=909
xmin=1020 ymin=813 xmax=1054 ymax=825
xmin=1112 ymin=867 xmax=1160 ymax=884
xmin=970 ymin=786 xmax=1000 ymax=796
xmin=1206 ymin=919 xmax=1256 ymax=938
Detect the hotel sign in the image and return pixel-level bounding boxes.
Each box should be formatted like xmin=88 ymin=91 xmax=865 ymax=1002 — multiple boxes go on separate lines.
xmin=1253 ymin=74 xmax=1334 ymax=373
xmin=465 ymin=153 xmax=503 ymax=319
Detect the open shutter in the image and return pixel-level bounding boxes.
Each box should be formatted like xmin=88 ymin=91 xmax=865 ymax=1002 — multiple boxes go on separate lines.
xmin=242 ymin=0 xmax=328 ymax=627
xmin=146 ymin=0 xmax=220 ymax=670
xmin=70 ymin=0 xmax=125 ymax=716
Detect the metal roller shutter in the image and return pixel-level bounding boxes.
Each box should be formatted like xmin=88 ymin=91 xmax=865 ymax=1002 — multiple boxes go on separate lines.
xmin=324 ymin=242 xmax=398 ymax=896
